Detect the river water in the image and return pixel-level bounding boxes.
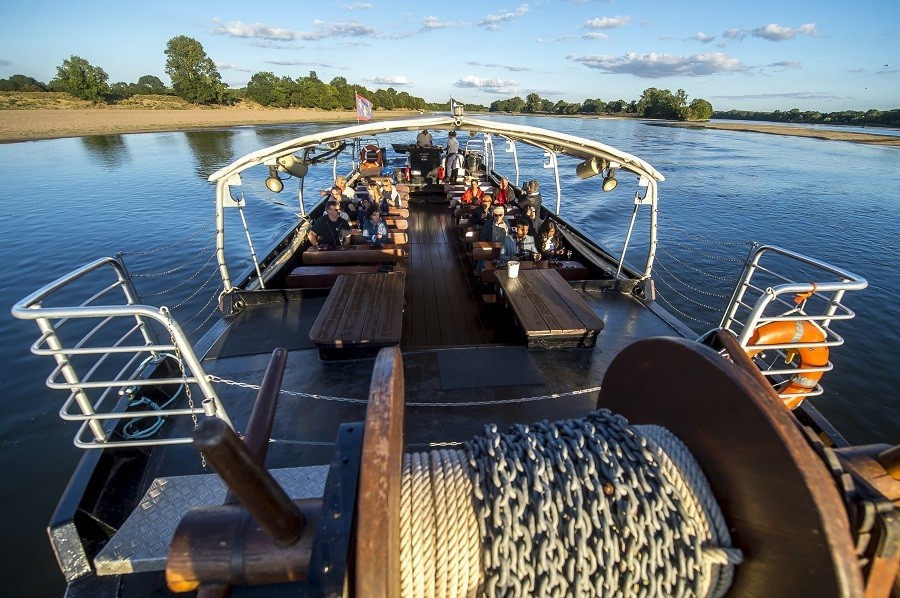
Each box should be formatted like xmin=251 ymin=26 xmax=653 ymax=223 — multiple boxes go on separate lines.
xmin=1 ymin=116 xmax=898 ymax=595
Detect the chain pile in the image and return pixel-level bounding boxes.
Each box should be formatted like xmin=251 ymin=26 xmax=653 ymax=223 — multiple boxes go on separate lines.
xmin=399 ymin=409 xmax=741 ymax=597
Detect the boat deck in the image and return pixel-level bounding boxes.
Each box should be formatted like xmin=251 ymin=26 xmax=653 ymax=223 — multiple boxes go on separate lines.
xmin=143 ymin=198 xmax=687 ymax=480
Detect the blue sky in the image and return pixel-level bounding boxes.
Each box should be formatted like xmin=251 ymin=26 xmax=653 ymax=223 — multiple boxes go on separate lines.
xmin=1 ymin=0 xmax=897 ymax=112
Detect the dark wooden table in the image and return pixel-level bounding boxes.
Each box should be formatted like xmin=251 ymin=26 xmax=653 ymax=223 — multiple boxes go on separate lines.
xmin=308 ymin=272 xmax=406 ymax=358
xmin=303 ymin=244 xmax=407 ymax=265
xmin=495 ymin=268 xmax=604 ymax=348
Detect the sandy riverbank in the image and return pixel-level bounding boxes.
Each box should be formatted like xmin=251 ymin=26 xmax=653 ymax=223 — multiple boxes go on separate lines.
xmin=651 ymin=120 xmax=900 ymax=147
xmin=1 ymin=105 xmax=899 ymax=146
xmin=0 ymin=107 xmax=423 ymax=143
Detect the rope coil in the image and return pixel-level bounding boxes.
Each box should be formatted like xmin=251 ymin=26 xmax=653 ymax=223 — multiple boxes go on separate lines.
xmin=399 ymin=409 xmax=741 ymax=597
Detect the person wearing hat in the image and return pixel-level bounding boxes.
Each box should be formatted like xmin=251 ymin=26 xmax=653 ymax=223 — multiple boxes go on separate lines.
xmin=416 ymin=129 xmax=433 ymax=148
xmin=481 ymin=204 xmax=510 ymax=244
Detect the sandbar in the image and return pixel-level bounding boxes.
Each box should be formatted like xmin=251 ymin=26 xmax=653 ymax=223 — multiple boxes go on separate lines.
xmin=650 ymin=120 xmax=900 ymax=147
xmin=1 ymin=106 xmax=898 ymax=146
xmin=0 ymin=107 xmax=422 ymax=143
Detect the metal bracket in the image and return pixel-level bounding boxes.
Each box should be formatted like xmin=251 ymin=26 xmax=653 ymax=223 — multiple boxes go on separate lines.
xmin=306 ymin=422 xmax=364 ymax=597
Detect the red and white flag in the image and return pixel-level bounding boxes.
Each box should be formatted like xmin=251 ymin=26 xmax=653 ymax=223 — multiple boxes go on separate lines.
xmin=355 ymin=93 xmax=373 ymax=121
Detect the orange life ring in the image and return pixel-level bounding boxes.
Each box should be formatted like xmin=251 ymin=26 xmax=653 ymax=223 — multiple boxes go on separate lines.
xmin=360 ymin=144 xmax=382 ymax=165
xmin=745 ymin=320 xmax=828 ymax=410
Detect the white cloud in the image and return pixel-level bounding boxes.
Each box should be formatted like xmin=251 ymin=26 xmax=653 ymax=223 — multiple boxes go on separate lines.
xmin=477 ymin=4 xmax=530 ymax=30
xmin=690 ymin=32 xmax=715 ymax=43
xmin=584 ymin=15 xmax=630 ymax=29
xmin=366 ymin=76 xmax=412 ymax=86
xmin=216 ymin=62 xmax=250 ymax=73
xmin=568 ymin=52 xmax=744 ymax=78
xmin=266 ymin=59 xmax=341 ymax=70
xmin=345 ymin=3 xmax=373 ymax=9
xmin=583 ymin=32 xmax=609 ymax=40
xmin=454 ymin=76 xmax=518 ymax=94
xmin=468 ymin=61 xmax=533 ymax=72
xmin=723 ymin=22 xmax=819 ymax=42
xmin=767 ymin=61 xmax=801 ymax=70
xmin=213 ymin=20 xmax=375 ymax=41
xmin=711 ymin=91 xmax=837 ymax=101
xmin=423 ymin=16 xmax=465 ymax=30
xmin=0 ymin=58 xmax=12 ymax=66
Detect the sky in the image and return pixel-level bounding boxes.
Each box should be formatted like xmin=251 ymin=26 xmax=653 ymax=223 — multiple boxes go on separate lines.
xmin=1 ymin=0 xmax=897 ymax=112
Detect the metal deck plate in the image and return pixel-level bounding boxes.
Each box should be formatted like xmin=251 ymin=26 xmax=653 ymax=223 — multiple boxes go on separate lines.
xmin=94 ymin=465 xmax=329 ymax=575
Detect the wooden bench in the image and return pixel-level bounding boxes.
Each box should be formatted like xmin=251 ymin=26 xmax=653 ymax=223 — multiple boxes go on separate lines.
xmin=495 ymin=268 xmax=604 ymax=348
xmin=350 ymin=232 xmax=409 ymax=245
xmin=285 ymin=265 xmax=382 ymax=289
xmin=302 ymin=244 xmax=407 ymax=265
xmin=309 ymin=272 xmax=406 ymax=359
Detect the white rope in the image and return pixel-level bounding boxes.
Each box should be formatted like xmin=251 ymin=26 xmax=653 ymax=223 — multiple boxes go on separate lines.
xmin=638 ymin=425 xmax=742 ymax=598
xmin=397 ymin=417 xmax=741 ymax=597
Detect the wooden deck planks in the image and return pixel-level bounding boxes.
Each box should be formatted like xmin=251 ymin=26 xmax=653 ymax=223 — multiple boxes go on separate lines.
xmin=402 ymin=202 xmax=489 ymax=348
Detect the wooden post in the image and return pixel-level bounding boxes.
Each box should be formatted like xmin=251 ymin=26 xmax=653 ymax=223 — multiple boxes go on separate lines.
xmin=193 ymin=418 xmax=306 ymax=547
xmin=355 ymin=346 xmax=405 ymax=597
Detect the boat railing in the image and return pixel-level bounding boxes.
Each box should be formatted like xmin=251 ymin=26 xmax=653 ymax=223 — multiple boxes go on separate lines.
xmin=718 ymin=244 xmax=867 ymax=403
xmin=11 ymin=256 xmax=231 ymax=449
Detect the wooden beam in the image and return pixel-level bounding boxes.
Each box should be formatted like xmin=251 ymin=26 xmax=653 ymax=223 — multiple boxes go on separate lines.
xmin=355 ymin=346 xmax=405 ymax=597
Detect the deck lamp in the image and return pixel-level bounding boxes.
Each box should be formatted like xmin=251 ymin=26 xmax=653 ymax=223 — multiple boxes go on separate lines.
xmin=576 ymin=157 xmax=604 ymax=180
xmin=265 ymin=166 xmax=284 ymax=193
xmin=277 ymin=153 xmax=309 ymax=178
xmin=602 ymin=167 xmax=618 ymax=192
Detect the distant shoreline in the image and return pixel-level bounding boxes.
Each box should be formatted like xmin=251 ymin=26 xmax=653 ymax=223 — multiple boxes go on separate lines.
xmin=1 ymin=106 xmax=899 ymax=146
xmin=647 ymin=120 xmax=900 ymax=147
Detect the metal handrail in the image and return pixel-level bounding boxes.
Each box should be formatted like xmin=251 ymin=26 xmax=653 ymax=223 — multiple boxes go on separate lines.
xmin=719 ymin=244 xmax=867 ymax=405
xmin=11 ymin=257 xmax=231 ymax=449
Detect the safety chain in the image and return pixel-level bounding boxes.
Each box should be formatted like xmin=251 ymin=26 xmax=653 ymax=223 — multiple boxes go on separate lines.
xmin=121 ymin=220 xmax=214 ymax=256
xmin=658 ymin=214 xmax=753 ymax=249
xmin=466 ymin=409 xmax=706 ymax=597
xmin=162 ymin=306 xmax=205 ymax=468
xmin=206 ymin=374 xmax=601 ymax=408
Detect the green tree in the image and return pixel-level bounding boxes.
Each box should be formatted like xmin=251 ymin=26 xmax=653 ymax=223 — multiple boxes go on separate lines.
xmin=0 ymin=74 xmax=47 ymax=91
xmin=137 ymin=75 xmax=167 ymax=94
xmin=523 ymin=92 xmax=543 ymax=113
xmin=49 ymin=55 xmax=109 ymax=103
xmin=687 ymin=98 xmax=713 ymax=121
xmin=164 ymin=35 xmax=227 ymax=104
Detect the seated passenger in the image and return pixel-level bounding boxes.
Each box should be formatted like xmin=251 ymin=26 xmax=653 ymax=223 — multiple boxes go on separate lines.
xmin=521 ymin=202 xmax=539 ymax=237
xmin=362 ymin=206 xmax=388 ymax=245
xmin=495 ymin=176 xmax=515 ymax=206
xmin=460 ymin=179 xmax=485 ymax=206
xmin=416 ymin=129 xmax=433 ymax=148
xmin=308 ymin=200 xmax=351 ymax=249
xmin=521 ymin=179 xmax=543 ymax=212
xmin=538 ymin=219 xmax=566 ymax=258
xmin=499 ymin=217 xmax=541 ymax=265
xmin=481 ymin=205 xmax=509 ymax=244
xmin=381 ymin=179 xmax=402 ymax=207
xmin=335 ymin=175 xmax=356 ymax=203
xmin=469 ymin=196 xmax=494 ymax=229
xmin=328 ymin=186 xmax=352 ymax=221
xmin=356 ymin=197 xmax=373 ymax=229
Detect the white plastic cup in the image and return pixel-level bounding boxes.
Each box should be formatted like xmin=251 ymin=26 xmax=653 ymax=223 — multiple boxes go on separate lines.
xmin=508 ymin=260 xmax=520 ymax=278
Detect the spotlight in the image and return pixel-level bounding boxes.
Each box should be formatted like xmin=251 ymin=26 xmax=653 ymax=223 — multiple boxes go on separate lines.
xmin=602 ymin=168 xmax=618 ymax=192
xmin=576 ymin=157 xmax=605 ymax=180
xmin=265 ymin=166 xmax=284 ymax=193
xmin=277 ymin=154 xmax=308 ymax=178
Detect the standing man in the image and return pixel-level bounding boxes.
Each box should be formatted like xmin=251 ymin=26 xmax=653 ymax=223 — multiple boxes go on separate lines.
xmin=416 ymin=129 xmax=433 ymax=148
xmin=308 ymin=200 xmax=351 ymax=249
xmin=444 ymin=131 xmax=459 ymax=181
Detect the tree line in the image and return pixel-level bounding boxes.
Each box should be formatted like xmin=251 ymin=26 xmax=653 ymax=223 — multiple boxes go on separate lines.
xmin=0 ymin=35 xmax=448 ymax=111
xmin=489 ymin=88 xmax=714 ymax=121
xmin=713 ymin=108 xmax=900 ymax=128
